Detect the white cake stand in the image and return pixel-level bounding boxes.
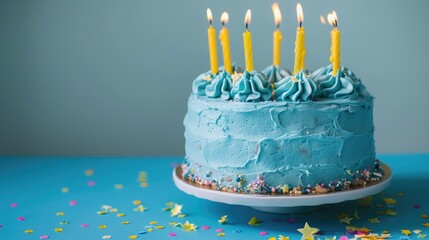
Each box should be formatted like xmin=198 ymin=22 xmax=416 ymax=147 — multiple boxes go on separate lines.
xmin=173 ymin=162 xmax=392 ymax=213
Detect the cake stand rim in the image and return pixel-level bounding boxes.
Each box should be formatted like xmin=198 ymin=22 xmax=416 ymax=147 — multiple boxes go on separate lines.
xmin=172 ymin=162 xmax=392 ymax=208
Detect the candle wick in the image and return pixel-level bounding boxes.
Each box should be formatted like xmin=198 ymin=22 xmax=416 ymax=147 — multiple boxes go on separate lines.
xmin=276 ymin=23 xmax=280 ymax=29
xmin=299 ymin=21 xmax=302 ymax=29
xmin=209 ymin=19 xmax=213 ymax=26
xmin=245 ymin=23 xmax=248 ymax=30
xmin=334 ymin=20 xmax=338 ymax=28
xmin=222 ymin=21 xmax=225 ymax=27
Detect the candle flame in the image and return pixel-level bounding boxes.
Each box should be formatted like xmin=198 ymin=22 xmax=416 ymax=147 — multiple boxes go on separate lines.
xmin=207 ymin=8 xmax=213 ymax=25
xmin=320 ymin=15 xmax=326 ymax=24
xmin=327 ymin=11 xmax=338 ymax=27
xmin=272 ymin=3 xmax=282 ymax=27
xmin=244 ymin=9 xmax=251 ymax=28
xmin=221 ymin=12 xmax=229 ymax=25
xmin=296 ymin=3 xmax=303 ymax=24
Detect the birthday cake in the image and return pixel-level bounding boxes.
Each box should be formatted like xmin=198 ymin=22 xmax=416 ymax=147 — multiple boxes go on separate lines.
xmin=182 ymin=6 xmax=382 ymax=195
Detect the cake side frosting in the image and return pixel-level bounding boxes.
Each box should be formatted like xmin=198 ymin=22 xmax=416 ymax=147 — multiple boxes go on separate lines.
xmin=183 ymin=94 xmax=375 ymax=193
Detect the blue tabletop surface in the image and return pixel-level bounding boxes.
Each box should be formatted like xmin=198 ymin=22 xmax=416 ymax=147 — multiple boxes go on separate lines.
xmin=1 ymin=154 xmax=429 ymax=240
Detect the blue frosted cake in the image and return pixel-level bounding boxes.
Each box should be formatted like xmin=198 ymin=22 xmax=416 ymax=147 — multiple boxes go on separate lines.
xmin=183 ymin=65 xmax=382 ymax=195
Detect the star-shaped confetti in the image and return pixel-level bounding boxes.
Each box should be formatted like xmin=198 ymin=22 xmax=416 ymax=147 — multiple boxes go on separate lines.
xmin=401 ymin=230 xmax=412 ymax=236
xmin=248 ymin=217 xmax=262 ymax=226
xmin=297 ymin=222 xmax=319 ymax=240
xmin=384 ymin=209 xmax=398 ymax=216
xmin=170 ymin=204 xmax=183 ymax=217
xmin=368 ymin=218 xmax=380 ymax=223
xmin=278 ymin=235 xmax=290 ymax=240
xmin=182 ymin=221 xmax=197 ymax=232
xmin=383 ymin=198 xmax=397 ymax=206
xmin=201 ymin=75 xmax=212 ymax=81
xmin=218 ymin=215 xmax=228 ymax=224
xmin=133 ymin=205 xmax=147 ymax=212
xmin=339 ymin=216 xmax=354 ymax=225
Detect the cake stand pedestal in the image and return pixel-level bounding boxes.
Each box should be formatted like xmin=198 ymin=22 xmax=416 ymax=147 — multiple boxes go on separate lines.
xmin=173 ymin=162 xmax=392 ymax=214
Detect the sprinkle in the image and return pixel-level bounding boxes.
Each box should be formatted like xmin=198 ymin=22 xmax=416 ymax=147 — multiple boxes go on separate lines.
xmin=178 ymin=214 xmax=186 ymax=218
xmin=260 ymin=231 xmax=268 ymax=235
xmin=422 ymin=214 xmax=429 ymax=218
xmin=10 ymin=203 xmax=18 ymax=208
xmin=69 ymin=200 xmax=77 ymax=206
xmin=134 ymin=205 xmax=147 ymax=212
xmin=383 ymin=198 xmax=397 ymax=205
xmin=279 ymin=235 xmax=290 ymax=240
xmin=87 ymin=181 xmax=96 ymax=187
xmin=423 ymin=223 xmax=429 ymax=227
xmin=56 ymin=212 xmax=65 ymax=216
xmin=215 ymin=228 xmax=224 ymax=232
xmin=61 ymin=187 xmax=69 ymax=193
xmin=368 ymin=218 xmax=380 ymax=223
xmin=97 ymin=211 xmax=107 ymax=215
xmin=54 ymin=228 xmax=63 ymax=232
xmin=137 ymin=231 xmax=147 ymax=235
xmin=84 ymin=169 xmax=94 ymax=176
xmin=169 ymin=222 xmax=177 ymax=226
xmin=109 ymin=208 xmax=118 ymax=213
xmin=217 ymin=232 xmax=226 ymax=237
xmin=168 ymin=232 xmax=177 ymax=237
xmin=287 ymin=218 xmax=297 ymax=223
xmin=415 ymin=230 xmax=423 ymax=234
xmin=17 ymin=216 xmax=26 ymax=221
xmin=0 ymin=224 xmax=3 ymax=228
xmin=117 ymin=213 xmax=126 ymax=217
xmin=268 ymin=237 xmax=277 ymax=240
xmin=218 ymin=215 xmax=228 ymax=224
xmin=155 ymin=226 xmax=165 ymax=229
xmin=81 ymin=223 xmax=89 ymax=228
xmin=414 ymin=204 xmax=422 ymax=209
xmin=170 ymin=204 xmax=183 ymax=217
xmin=24 ymin=229 xmax=34 ymax=234
xmin=233 ymin=229 xmax=242 ymax=233
xmin=101 ymin=205 xmax=112 ymax=210
xmin=60 ymin=221 xmax=69 ymax=225
xmin=114 ymin=184 xmax=123 ymax=189
xmin=149 ymin=221 xmax=158 ymax=225
xmin=140 ymin=182 xmax=148 ymax=188
xmin=147 ymin=227 xmax=154 ymax=232
xmin=202 ymin=226 xmax=210 ymax=230
xmin=129 ymin=235 xmax=138 ymax=239
xmin=384 ymin=209 xmax=398 ymax=216
xmin=39 ymin=235 xmax=49 ymax=239
xmin=401 ymin=230 xmax=412 ymax=236
xmin=99 ymin=224 xmax=108 ymax=229
xmin=121 ymin=221 xmax=130 ymax=224
xmin=102 ymin=235 xmax=112 ymax=239
xmin=133 ymin=200 xmax=142 ymax=205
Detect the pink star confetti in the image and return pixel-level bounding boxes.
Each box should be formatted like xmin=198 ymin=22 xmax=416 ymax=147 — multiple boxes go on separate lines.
xmin=168 ymin=232 xmax=177 ymax=237
xmin=260 ymin=231 xmax=269 ymax=236
xmin=17 ymin=216 xmax=26 ymax=221
xmin=215 ymin=228 xmax=224 ymax=232
xmin=69 ymin=200 xmax=78 ymax=206
xmin=340 ymin=236 xmax=349 ymax=240
xmin=414 ymin=204 xmax=421 ymax=209
xmin=81 ymin=223 xmax=89 ymax=228
xmin=87 ymin=181 xmax=96 ymax=187
xmin=40 ymin=235 xmax=49 ymax=239
xmin=0 ymin=224 xmax=3 ymax=228
xmin=201 ymin=226 xmax=210 ymax=230
xmin=10 ymin=203 xmax=18 ymax=208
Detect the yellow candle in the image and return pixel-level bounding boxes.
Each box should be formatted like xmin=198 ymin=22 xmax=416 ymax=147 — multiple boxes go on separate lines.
xmin=328 ymin=11 xmax=341 ymax=76
xmin=293 ymin=3 xmax=306 ymax=75
xmin=243 ymin=9 xmax=254 ymax=72
xmin=207 ymin=8 xmax=219 ymax=74
xmin=272 ymin=3 xmax=282 ymax=66
xmin=219 ymin=12 xmax=232 ymax=74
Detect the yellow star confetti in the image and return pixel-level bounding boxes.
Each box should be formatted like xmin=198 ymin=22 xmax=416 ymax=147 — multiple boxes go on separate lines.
xmin=155 ymin=225 xmax=165 ymax=229
xmin=248 ymin=217 xmax=262 ymax=226
xmin=133 ymin=205 xmax=147 ymax=212
xmin=170 ymin=203 xmax=183 ymax=217
xmin=147 ymin=227 xmax=154 ymax=232
xmin=128 ymin=235 xmax=138 ymax=239
xmin=279 ymin=235 xmax=290 ymax=240
xmin=423 ymin=223 xmax=429 ymax=227
xmin=384 ymin=209 xmax=398 ymax=216
xmin=421 ymin=214 xmax=429 ymax=218
xmin=117 ymin=213 xmax=126 ymax=217
xmin=281 ymin=185 xmax=290 ymax=194
xmin=149 ymin=221 xmax=158 ymax=225
xmin=217 ymin=232 xmax=226 ymax=236
xmin=339 ymin=216 xmax=354 ymax=225
xmin=182 ymin=221 xmax=197 ymax=232
xmin=268 ymin=237 xmax=277 ymax=240
xmin=54 ymin=227 xmax=63 ymax=232
xmin=297 ymin=222 xmax=319 ymax=240
xmin=24 ymin=229 xmax=33 ymax=234
xmin=133 ymin=200 xmax=141 ymax=205
xmin=99 ymin=224 xmax=108 ymax=229
xmin=218 ymin=215 xmax=228 ymax=224
xmin=383 ymin=198 xmax=397 ymax=205
xmin=368 ymin=218 xmax=380 ymax=223
xmin=401 ymin=230 xmax=412 ymax=236
xmin=102 ymin=235 xmax=112 ymax=239
xmin=56 ymin=212 xmax=65 ymax=216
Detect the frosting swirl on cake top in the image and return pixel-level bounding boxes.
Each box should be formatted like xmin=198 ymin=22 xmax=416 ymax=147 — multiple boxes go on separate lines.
xmin=274 ymin=70 xmax=317 ymax=102
xmin=231 ymin=71 xmax=272 ymax=102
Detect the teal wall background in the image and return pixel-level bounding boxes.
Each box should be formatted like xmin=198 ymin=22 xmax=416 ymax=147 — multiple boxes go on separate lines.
xmin=1 ymin=0 xmax=428 ymax=156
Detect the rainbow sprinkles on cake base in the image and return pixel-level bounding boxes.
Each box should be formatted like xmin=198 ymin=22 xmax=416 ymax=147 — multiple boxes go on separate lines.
xmin=182 ymin=4 xmax=384 ymax=196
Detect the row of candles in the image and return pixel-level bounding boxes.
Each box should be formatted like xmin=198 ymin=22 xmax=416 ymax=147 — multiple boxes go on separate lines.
xmin=206 ymin=3 xmax=341 ymax=77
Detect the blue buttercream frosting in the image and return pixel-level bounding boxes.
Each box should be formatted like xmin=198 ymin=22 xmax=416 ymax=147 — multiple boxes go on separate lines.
xmin=205 ymin=70 xmax=233 ymax=100
xmin=261 ymin=65 xmax=291 ymax=84
xmin=274 ymin=70 xmax=317 ymax=102
xmin=192 ymin=71 xmax=214 ymax=96
xmin=231 ymin=71 xmax=272 ymax=102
